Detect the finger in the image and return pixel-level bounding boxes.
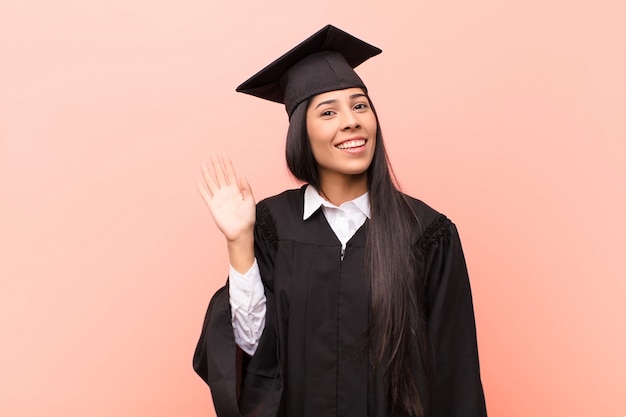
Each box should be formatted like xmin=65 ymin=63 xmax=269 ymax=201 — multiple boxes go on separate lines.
xmin=201 ymin=162 xmax=218 ymax=195
xmin=223 ymin=156 xmax=237 ymax=187
xmin=239 ymin=175 xmax=254 ymax=201
xmin=210 ymin=154 xmax=227 ymax=186
xmin=197 ymin=181 xmax=213 ymax=207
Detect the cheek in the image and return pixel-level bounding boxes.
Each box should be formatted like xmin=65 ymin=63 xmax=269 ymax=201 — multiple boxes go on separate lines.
xmin=308 ymin=137 xmax=328 ymax=160
xmin=366 ymin=114 xmax=378 ymax=132
xmin=307 ymin=122 xmax=331 ymax=147
xmin=305 ymin=120 xmax=318 ymax=143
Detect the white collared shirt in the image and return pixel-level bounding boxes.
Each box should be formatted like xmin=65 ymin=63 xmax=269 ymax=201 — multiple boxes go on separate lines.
xmin=303 ymin=184 xmax=370 ymax=249
xmin=229 ymin=185 xmax=370 ymax=355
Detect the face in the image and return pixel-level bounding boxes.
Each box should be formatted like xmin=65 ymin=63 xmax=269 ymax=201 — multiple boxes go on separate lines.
xmin=306 ymin=87 xmax=378 ymax=185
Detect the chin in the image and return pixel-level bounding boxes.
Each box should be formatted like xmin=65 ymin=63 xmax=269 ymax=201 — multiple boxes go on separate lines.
xmin=344 ymin=168 xmax=370 ymax=177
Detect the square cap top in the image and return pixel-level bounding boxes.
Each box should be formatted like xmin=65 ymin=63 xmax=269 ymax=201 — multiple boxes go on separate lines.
xmin=236 ymin=25 xmax=382 ymax=117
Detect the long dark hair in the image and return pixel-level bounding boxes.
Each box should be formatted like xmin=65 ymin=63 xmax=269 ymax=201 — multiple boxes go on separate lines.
xmin=285 ymin=97 xmax=432 ymax=416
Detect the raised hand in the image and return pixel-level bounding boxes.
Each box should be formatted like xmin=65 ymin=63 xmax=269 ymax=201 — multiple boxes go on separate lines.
xmin=198 ymin=155 xmax=256 ymax=244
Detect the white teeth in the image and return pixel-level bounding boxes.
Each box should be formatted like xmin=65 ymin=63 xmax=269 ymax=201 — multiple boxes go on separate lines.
xmin=336 ymin=139 xmax=366 ymax=149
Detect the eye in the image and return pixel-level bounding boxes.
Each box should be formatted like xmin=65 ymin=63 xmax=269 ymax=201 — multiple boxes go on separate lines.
xmin=320 ymin=109 xmax=336 ymax=117
xmin=354 ymin=102 xmax=369 ymax=111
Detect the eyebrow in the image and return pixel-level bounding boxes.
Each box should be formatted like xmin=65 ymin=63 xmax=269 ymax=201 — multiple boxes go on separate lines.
xmin=314 ymin=93 xmax=367 ymax=109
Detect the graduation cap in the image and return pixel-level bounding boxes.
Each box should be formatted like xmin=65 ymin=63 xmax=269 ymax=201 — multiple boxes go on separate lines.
xmin=236 ymin=25 xmax=382 ymax=117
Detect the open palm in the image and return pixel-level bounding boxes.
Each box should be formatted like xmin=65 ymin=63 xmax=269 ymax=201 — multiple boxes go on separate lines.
xmin=198 ymin=155 xmax=256 ymax=243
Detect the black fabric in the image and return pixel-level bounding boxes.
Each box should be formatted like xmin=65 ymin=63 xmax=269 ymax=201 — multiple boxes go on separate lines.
xmin=193 ymin=185 xmax=487 ymax=417
xmin=235 ymin=25 xmax=381 ymax=117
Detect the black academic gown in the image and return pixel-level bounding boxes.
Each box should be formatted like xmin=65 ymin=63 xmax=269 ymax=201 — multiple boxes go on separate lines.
xmin=193 ymin=186 xmax=487 ymax=417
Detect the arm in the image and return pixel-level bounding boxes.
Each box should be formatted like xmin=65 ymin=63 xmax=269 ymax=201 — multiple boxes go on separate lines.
xmin=198 ymin=155 xmax=267 ymax=353
xmin=229 ymin=260 xmax=266 ymax=355
xmin=423 ymin=217 xmax=487 ymax=416
xmin=192 ymin=197 xmax=282 ymax=417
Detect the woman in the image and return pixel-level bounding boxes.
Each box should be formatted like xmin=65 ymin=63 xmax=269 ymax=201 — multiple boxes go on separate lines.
xmin=193 ymin=25 xmax=487 ymax=417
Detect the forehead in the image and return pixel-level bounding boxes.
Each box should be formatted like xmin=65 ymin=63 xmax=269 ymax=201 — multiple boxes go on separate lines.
xmin=308 ymin=87 xmax=367 ymax=105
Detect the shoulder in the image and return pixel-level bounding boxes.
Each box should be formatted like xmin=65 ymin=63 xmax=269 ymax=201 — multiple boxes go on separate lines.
xmin=254 ymin=186 xmax=306 ymax=239
xmin=258 ymin=185 xmax=305 ymax=214
xmin=401 ymin=193 xmax=457 ymax=249
xmin=402 ymin=194 xmax=440 ymax=225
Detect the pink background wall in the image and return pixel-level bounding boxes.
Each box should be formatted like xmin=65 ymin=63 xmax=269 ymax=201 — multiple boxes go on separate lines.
xmin=1 ymin=1 xmax=624 ymax=416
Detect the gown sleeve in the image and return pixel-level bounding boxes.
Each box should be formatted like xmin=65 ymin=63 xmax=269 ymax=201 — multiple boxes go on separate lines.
xmin=422 ymin=215 xmax=487 ymax=417
xmin=192 ymin=201 xmax=283 ymax=417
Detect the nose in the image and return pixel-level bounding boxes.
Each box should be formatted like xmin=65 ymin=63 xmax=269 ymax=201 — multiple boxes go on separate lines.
xmin=341 ymin=110 xmax=360 ymax=131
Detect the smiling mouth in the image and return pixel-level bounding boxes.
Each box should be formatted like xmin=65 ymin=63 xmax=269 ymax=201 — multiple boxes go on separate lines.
xmin=335 ymin=139 xmax=366 ymax=150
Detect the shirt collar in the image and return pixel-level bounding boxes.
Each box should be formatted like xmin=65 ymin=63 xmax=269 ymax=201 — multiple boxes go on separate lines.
xmin=303 ymin=184 xmax=371 ymax=220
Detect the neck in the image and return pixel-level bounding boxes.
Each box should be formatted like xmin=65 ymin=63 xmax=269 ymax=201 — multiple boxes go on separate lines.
xmin=317 ymin=172 xmax=368 ymax=206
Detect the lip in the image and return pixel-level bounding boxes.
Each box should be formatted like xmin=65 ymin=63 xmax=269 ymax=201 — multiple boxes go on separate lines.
xmin=334 ymin=137 xmax=368 ymax=149
xmin=334 ymin=138 xmax=368 ymax=155
xmin=335 ymin=137 xmax=367 ymax=146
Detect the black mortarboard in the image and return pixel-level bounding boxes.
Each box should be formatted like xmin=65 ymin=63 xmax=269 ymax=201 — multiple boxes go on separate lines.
xmin=236 ymin=25 xmax=382 ymax=117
